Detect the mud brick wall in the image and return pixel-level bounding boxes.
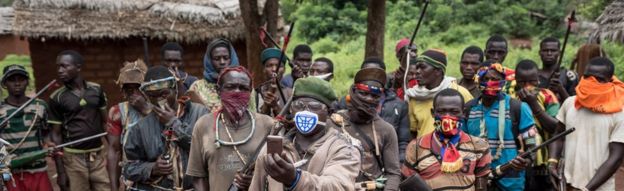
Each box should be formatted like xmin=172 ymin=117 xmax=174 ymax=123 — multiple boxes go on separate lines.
xmin=28 ymin=37 xmax=246 ymax=105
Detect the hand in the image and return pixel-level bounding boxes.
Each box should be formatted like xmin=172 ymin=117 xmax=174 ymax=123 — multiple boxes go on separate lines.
xmin=151 ymin=157 xmax=173 ymax=176
xmin=129 ymin=94 xmax=151 ymax=115
xmin=234 ymin=168 xmax=254 ymax=190
xmin=264 ymin=152 xmax=296 ymax=185
xmin=517 ymin=87 xmax=538 ymax=105
xmin=153 ymin=104 xmax=176 ymax=125
xmin=549 ymin=72 xmax=566 ymax=95
xmin=510 ymin=156 xmax=530 ymax=170
xmin=57 ymin=172 xmax=70 ymax=191
xmin=548 ymin=162 xmax=560 ymax=180
xmin=262 ymin=83 xmax=279 ymax=106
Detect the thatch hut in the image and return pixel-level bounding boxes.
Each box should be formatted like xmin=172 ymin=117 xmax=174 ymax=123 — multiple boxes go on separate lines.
xmin=0 ymin=7 xmax=29 ymax=60
xmin=12 ymin=0 xmax=254 ymax=103
xmin=590 ymin=0 xmax=624 ymax=44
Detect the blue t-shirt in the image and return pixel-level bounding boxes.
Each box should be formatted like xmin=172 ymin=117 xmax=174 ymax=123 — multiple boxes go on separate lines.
xmin=280 ymin=74 xmax=295 ymax=88
xmin=462 ymin=94 xmax=535 ymax=191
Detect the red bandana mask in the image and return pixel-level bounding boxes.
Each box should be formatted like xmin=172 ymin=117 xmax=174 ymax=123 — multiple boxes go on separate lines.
xmin=480 ymin=80 xmax=505 ymax=97
xmin=219 ymin=91 xmax=250 ymax=123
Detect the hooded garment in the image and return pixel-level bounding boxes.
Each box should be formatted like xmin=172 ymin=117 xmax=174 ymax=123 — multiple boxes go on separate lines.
xmin=202 ymin=39 xmax=240 ymax=83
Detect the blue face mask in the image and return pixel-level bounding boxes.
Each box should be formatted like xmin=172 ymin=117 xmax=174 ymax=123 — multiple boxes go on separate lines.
xmin=294 ymin=111 xmax=319 ymax=135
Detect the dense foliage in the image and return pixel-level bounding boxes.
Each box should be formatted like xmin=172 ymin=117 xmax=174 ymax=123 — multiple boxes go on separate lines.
xmin=279 ymin=0 xmax=624 ymax=97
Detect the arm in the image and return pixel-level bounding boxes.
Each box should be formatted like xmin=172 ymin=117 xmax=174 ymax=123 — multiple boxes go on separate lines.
xmin=585 ymin=142 xmax=624 ymax=190
xmin=400 ymin=140 xmax=418 ymax=178
xmin=526 ymin=99 xmax=559 ymax=134
xmin=292 ymin=144 xmax=361 ymax=191
xmin=382 ymin=125 xmax=401 ymax=191
xmin=192 ymin=177 xmax=209 ymax=191
xmin=50 ymin=124 xmax=65 ymax=174
xmin=107 ymin=134 xmax=122 ymax=191
xmin=397 ymin=102 xmax=411 ymax=164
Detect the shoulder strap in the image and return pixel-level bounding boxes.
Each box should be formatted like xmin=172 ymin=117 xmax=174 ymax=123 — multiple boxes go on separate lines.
xmin=344 ymin=116 xmax=385 ymax=171
xmin=509 ymin=98 xmax=522 ymax=148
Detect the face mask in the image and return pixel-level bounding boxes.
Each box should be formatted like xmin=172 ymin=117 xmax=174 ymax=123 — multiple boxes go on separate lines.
xmin=515 ymin=84 xmax=539 ymax=95
xmin=219 ymin=91 xmax=251 ymax=122
xmin=407 ymin=79 xmax=418 ymax=89
xmin=311 ymin=73 xmax=333 ymax=80
xmin=434 ymin=114 xmax=463 ymax=137
xmin=480 ymin=80 xmax=505 ymax=96
xmin=294 ymin=110 xmax=321 ymax=135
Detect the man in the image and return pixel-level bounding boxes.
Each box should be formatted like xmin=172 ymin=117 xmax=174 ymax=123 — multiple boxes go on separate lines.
xmin=123 ymin=66 xmax=208 ymax=190
xmin=549 ymin=57 xmax=624 ymax=191
xmin=309 ymin=57 xmax=334 ymax=82
xmin=161 ymin=42 xmax=198 ymax=93
xmin=458 ymin=46 xmax=485 ymax=98
xmin=256 ymin=48 xmax=292 ymax=116
xmin=514 ymin=59 xmax=561 ymax=190
xmin=188 ymin=38 xmax=241 ymax=112
xmin=485 ymin=34 xmax=508 ymax=64
xmin=250 ymin=77 xmax=360 ymax=190
xmin=0 ymin=65 xmax=53 ymax=191
xmin=281 ymin=44 xmax=313 ymax=88
xmin=49 ymin=50 xmax=110 ymax=191
xmin=334 ymin=67 xmax=401 ymax=190
xmin=106 ymin=59 xmax=149 ymax=190
xmin=537 ymin=37 xmax=579 ymax=101
xmin=187 ymin=66 xmax=275 ymax=191
xmin=404 ymin=49 xmax=473 ymax=138
xmin=337 ymin=58 xmax=410 ymax=164
xmin=387 ymin=38 xmax=417 ymax=93
xmin=401 ymin=89 xmax=491 ymax=191
xmin=461 ymin=63 xmax=535 ymax=190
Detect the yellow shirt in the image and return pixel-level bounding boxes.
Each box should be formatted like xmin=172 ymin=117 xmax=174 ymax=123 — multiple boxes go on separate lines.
xmin=408 ymin=82 xmax=473 ymax=137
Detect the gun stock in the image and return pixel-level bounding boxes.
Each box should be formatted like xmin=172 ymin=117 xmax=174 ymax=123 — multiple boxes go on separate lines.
xmin=493 ymin=128 xmax=575 ymax=177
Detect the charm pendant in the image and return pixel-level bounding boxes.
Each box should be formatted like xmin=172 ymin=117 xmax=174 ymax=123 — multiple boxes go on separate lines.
xmin=79 ymin=98 xmax=87 ymax=107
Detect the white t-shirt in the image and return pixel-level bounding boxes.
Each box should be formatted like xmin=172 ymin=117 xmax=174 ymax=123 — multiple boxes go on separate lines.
xmin=556 ymin=96 xmax=624 ymax=191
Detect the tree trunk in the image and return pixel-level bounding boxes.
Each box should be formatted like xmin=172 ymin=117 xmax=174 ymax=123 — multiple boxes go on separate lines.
xmin=264 ymin=0 xmax=279 ymax=42
xmin=365 ymin=0 xmax=386 ymax=59
xmin=240 ymin=0 xmax=267 ymax=86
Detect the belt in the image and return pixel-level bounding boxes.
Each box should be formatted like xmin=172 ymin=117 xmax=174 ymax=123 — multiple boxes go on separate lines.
xmin=63 ymin=145 xmax=103 ymax=154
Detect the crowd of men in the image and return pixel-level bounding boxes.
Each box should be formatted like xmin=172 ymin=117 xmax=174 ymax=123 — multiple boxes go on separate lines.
xmin=0 ymin=34 xmax=622 ymax=191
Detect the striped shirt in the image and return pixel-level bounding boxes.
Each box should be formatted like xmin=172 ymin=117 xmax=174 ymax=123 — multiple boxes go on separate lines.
xmin=0 ymin=99 xmax=48 ymax=172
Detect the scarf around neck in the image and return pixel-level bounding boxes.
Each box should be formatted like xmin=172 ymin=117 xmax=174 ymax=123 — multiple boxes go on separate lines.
xmin=404 ymin=76 xmax=455 ymax=101
xmin=575 ymin=76 xmax=624 ymax=114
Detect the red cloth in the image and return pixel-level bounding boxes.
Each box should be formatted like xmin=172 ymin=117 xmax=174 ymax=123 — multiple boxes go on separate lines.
xmin=106 ymin=105 xmax=122 ymax=136
xmin=5 ymin=171 xmax=53 ymax=191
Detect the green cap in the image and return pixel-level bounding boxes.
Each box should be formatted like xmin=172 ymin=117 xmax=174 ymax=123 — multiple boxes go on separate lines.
xmin=293 ymin=77 xmax=337 ymax=106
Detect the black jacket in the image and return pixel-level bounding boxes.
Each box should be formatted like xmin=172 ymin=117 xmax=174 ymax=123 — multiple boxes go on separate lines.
xmin=337 ymin=91 xmax=411 ymax=163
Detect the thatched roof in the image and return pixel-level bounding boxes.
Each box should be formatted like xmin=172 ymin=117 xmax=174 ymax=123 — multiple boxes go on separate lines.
xmin=590 ymin=0 xmax=624 ymax=43
xmin=12 ymin=0 xmax=263 ymax=43
xmin=0 ymin=7 xmax=13 ymax=35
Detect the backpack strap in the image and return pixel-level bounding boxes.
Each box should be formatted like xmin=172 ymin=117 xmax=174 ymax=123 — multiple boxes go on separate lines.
xmin=464 ymin=98 xmax=479 ymax=119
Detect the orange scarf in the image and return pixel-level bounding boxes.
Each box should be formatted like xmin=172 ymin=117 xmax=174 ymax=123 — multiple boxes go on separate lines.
xmin=575 ymin=76 xmax=624 ymax=113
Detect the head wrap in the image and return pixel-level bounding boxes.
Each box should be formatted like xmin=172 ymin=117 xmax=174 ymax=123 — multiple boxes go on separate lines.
xmin=575 ymin=76 xmax=624 ymax=114
xmin=261 ymin=48 xmax=287 ymax=65
xmin=395 ymin=38 xmax=411 ymax=54
xmin=202 ymin=38 xmax=240 ymax=83
xmin=354 ymin=67 xmax=387 ymax=87
xmin=293 ymin=77 xmax=337 ymax=107
xmin=116 ymin=59 xmax=147 ymax=87
xmin=416 ymin=49 xmax=448 ymax=72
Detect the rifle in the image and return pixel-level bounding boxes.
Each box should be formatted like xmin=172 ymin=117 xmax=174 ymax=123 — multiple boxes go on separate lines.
xmin=558 ymin=159 xmax=566 ymax=191
xmin=227 ymin=94 xmax=294 ymax=191
xmin=273 ymin=21 xmax=296 ymax=106
xmin=549 ymin=10 xmax=576 ymax=81
xmin=9 ymin=132 xmax=107 ymax=168
xmin=399 ymin=173 xmax=432 ymax=191
xmin=402 ymin=0 xmax=430 ymax=93
xmin=492 ymin=127 xmax=575 ymax=178
xmin=0 ymin=79 xmax=58 ymax=129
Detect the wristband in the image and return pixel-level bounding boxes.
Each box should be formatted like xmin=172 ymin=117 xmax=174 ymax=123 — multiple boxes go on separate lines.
xmin=287 ymin=168 xmax=302 ymax=190
xmin=548 ymin=158 xmax=559 ymax=164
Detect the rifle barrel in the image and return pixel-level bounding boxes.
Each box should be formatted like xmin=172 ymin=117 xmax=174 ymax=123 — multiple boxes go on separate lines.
xmin=520 ymin=127 xmax=575 ymax=158
xmin=408 ymin=0 xmax=430 ymax=47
